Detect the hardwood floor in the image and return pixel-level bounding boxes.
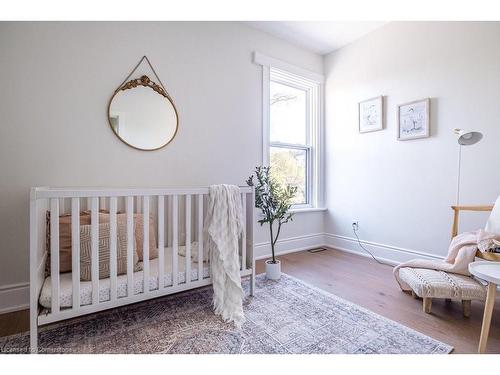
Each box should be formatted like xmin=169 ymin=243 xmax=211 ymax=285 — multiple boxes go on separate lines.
xmin=1 ymin=247 xmax=499 ymax=353
xmin=0 ymin=309 xmax=29 ymax=338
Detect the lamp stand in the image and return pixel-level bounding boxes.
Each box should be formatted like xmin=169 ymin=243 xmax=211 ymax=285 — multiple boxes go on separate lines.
xmin=456 ymin=144 xmax=462 ymax=206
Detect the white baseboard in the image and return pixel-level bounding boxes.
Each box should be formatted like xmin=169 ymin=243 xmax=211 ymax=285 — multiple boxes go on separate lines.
xmin=255 ymin=231 xmax=444 ymax=265
xmin=324 ymin=233 xmax=444 ymax=266
xmin=0 ymin=282 xmax=29 ymax=314
xmin=254 ymin=233 xmax=325 ymax=260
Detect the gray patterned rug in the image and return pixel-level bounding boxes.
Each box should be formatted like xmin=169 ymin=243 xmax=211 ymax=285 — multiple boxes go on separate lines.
xmin=0 ymin=273 xmax=452 ymax=354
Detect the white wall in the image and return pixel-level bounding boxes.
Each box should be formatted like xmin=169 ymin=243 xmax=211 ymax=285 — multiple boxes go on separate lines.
xmin=0 ymin=22 xmax=324 ymax=300
xmin=324 ymin=22 xmax=500 ymax=263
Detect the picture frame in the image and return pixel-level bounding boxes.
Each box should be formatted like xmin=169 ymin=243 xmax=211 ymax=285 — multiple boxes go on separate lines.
xmin=397 ymin=98 xmax=430 ymax=141
xmin=358 ymin=96 xmax=384 ymax=133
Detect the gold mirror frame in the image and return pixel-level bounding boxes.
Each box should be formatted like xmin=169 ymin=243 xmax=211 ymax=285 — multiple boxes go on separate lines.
xmin=108 ymin=56 xmax=179 ymax=151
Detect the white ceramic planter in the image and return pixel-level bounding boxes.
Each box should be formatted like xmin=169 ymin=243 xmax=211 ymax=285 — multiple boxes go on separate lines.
xmin=265 ymin=259 xmax=281 ymax=280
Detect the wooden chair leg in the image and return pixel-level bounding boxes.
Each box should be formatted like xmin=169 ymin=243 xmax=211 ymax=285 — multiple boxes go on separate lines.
xmin=462 ymin=300 xmax=471 ymax=318
xmin=479 ymin=283 xmax=497 ymax=354
xmin=423 ymin=297 xmax=432 ymax=313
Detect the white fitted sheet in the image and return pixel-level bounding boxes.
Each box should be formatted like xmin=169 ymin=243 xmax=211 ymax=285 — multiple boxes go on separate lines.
xmin=39 ymin=248 xmax=209 ymax=309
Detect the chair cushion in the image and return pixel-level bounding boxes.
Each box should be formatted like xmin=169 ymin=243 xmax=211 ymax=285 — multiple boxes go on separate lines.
xmin=399 ymin=268 xmax=486 ymax=300
xmin=485 ymin=195 xmax=500 ymax=235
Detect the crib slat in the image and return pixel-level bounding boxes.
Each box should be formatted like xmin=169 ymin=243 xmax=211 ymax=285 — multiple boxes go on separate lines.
xmin=109 ymin=197 xmax=118 ymax=301
xmin=71 ymin=198 xmax=80 ymax=309
xmin=91 ymin=197 xmax=99 ymax=305
xmin=241 ymin=193 xmax=247 ymax=271
xmin=168 ymin=196 xmax=173 ymax=249
xmin=126 ymin=196 xmax=134 ymax=297
xmin=172 ymin=195 xmax=178 ymax=286
xmin=185 ymin=195 xmax=191 ymax=284
xmin=143 ymin=196 xmax=150 ymax=293
xmin=50 ymin=199 xmax=60 ymax=314
xmin=198 ymin=194 xmax=203 ymax=281
xmin=158 ymin=196 xmax=165 ymax=290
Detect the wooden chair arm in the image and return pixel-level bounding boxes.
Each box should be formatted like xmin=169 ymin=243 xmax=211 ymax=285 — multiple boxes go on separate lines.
xmin=451 ymin=205 xmax=494 ymax=238
xmin=451 ymin=205 xmax=494 ymax=212
xmin=451 ymin=204 xmax=500 ymax=262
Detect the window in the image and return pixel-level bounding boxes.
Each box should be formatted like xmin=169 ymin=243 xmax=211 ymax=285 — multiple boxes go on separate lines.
xmin=257 ymin=55 xmax=323 ymax=209
xmin=270 ymin=78 xmax=309 ymax=205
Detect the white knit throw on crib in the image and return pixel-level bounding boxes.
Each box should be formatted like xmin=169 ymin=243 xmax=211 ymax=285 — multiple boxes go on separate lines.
xmin=206 ymin=184 xmax=245 ymax=328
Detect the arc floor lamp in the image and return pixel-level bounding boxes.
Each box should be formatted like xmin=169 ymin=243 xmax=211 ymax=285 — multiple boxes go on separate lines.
xmin=454 ymin=128 xmax=483 ymax=206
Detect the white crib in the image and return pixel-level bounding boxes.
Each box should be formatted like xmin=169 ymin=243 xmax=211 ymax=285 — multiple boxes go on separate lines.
xmin=29 ymin=186 xmax=255 ymax=352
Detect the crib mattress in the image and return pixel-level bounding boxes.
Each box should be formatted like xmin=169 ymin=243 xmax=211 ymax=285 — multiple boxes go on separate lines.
xmin=39 ymin=249 xmax=209 ymax=310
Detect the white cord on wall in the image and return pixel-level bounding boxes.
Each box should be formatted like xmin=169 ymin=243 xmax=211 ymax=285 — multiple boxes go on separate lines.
xmin=352 ymin=224 xmax=385 ymax=265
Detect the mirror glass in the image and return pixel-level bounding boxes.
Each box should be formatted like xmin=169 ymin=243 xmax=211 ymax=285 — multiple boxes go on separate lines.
xmin=108 ymin=76 xmax=178 ymax=150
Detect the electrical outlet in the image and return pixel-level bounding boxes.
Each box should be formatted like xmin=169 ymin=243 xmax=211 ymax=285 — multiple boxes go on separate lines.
xmin=352 ymin=221 xmax=359 ymax=231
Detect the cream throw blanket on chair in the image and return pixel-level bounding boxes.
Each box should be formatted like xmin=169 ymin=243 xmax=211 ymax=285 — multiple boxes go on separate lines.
xmin=206 ymin=184 xmax=245 ymax=327
xmin=394 ymin=229 xmax=500 ymax=291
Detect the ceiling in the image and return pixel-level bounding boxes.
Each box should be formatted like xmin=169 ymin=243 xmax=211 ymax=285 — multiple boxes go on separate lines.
xmin=246 ymin=21 xmax=387 ymax=55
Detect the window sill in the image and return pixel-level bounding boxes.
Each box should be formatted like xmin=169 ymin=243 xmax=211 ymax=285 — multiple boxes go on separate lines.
xmin=289 ymin=207 xmax=327 ymax=214
xmin=257 ymin=207 xmax=327 ymax=219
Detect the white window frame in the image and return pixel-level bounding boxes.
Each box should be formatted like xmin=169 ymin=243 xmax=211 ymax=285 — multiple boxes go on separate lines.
xmin=254 ymin=52 xmax=324 ymax=210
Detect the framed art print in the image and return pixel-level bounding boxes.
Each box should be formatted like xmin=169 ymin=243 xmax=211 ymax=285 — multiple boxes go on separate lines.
xmin=397 ymin=98 xmax=430 ymax=141
xmin=359 ymin=96 xmax=383 ymax=133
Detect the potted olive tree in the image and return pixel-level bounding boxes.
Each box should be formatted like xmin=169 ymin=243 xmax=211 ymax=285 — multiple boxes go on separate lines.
xmin=247 ymin=166 xmax=297 ymax=280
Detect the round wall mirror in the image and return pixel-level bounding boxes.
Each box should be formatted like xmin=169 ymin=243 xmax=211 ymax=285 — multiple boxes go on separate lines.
xmin=108 ymin=75 xmax=178 ymax=151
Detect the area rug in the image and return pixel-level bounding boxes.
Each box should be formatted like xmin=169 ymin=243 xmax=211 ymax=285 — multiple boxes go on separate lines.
xmin=0 ymin=273 xmax=452 ymax=354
